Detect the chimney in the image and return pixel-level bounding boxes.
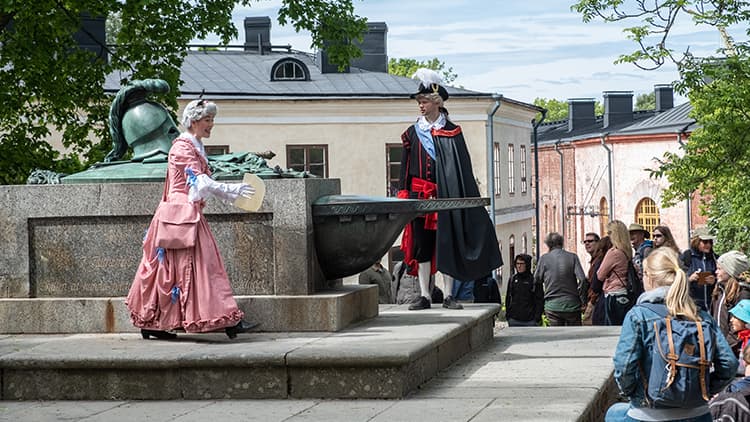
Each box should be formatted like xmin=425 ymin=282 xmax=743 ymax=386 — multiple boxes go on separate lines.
xmin=317 ymin=42 xmax=349 ymax=74
xmin=603 ymin=91 xmax=634 ymax=128
xmin=654 ymin=84 xmax=674 ymax=112
xmin=244 ymin=16 xmax=271 ymax=53
xmin=351 ymin=22 xmax=388 ymax=72
xmin=567 ymin=98 xmax=596 ymax=132
xmin=75 ymin=13 xmax=107 ymax=61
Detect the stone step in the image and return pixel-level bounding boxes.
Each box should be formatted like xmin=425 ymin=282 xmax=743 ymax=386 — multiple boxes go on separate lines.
xmin=0 ymin=304 xmax=499 ymax=400
xmin=0 ymin=285 xmax=378 ymax=333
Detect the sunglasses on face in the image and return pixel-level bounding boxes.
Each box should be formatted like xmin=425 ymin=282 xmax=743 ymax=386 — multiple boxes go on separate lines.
xmin=653 ymin=233 xmax=663 ymax=238
xmin=582 ymin=240 xmax=596 ymax=244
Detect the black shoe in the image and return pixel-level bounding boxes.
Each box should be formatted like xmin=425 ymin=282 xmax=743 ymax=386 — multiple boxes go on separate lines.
xmin=408 ymin=296 xmax=431 ymax=311
xmin=442 ymin=295 xmax=464 ymax=310
xmin=225 ymin=320 xmax=260 ymax=339
xmin=140 ymin=329 xmax=177 ymax=340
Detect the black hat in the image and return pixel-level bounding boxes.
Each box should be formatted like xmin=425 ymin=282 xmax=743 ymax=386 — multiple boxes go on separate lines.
xmin=410 ymin=68 xmax=449 ymax=101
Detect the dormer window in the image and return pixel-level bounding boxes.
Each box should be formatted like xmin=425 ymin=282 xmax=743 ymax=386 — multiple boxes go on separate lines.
xmin=271 ymin=58 xmax=310 ymax=81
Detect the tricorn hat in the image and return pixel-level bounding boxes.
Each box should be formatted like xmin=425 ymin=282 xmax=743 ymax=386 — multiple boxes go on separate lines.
xmin=410 ymin=68 xmax=449 ymax=101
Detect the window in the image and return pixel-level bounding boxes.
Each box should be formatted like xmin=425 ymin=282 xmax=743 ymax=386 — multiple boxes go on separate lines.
xmin=520 ymin=145 xmax=527 ymax=193
xmin=204 ymin=145 xmax=229 ymax=156
xmin=522 ymin=233 xmax=528 ymax=254
xmin=599 ymin=197 xmax=610 ymax=235
xmin=508 ymin=144 xmax=515 ymax=194
xmin=493 ymin=142 xmax=501 ymax=196
xmin=287 ymin=145 xmax=328 ymax=177
xmin=386 ymin=144 xmax=403 ymax=197
xmin=635 ymin=197 xmax=660 ymax=235
xmin=271 ymin=58 xmax=310 ymax=81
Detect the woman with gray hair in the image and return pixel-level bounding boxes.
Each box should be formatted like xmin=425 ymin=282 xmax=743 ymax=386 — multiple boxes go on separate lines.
xmin=126 ymin=98 xmax=257 ymax=340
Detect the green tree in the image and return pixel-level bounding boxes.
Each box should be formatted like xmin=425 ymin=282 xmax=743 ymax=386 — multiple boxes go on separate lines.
xmin=635 ymin=92 xmax=656 ymax=110
xmin=572 ymin=0 xmax=750 ymax=250
xmin=532 ymin=98 xmax=604 ymax=122
xmin=0 ymin=0 xmax=367 ymax=185
xmin=388 ymin=57 xmax=458 ymax=84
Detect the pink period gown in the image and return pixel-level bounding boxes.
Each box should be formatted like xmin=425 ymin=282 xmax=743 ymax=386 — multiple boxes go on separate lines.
xmin=126 ymin=137 xmax=244 ymax=332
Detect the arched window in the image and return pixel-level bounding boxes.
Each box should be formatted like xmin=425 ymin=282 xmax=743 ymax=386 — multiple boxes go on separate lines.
xmin=270 ymin=58 xmax=310 ymax=81
xmin=522 ymin=233 xmax=528 ymax=254
xmin=599 ymin=197 xmax=609 ymax=235
xmin=635 ymin=197 xmax=660 ymax=235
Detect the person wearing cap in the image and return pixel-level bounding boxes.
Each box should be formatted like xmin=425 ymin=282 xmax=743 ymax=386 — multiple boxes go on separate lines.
xmin=126 ymin=99 xmax=258 ymax=340
xmin=397 ymin=68 xmax=502 ymax=311
xmin=712 ymin=251 xmax=750 ymax=355
xmin=681 ymin=226 xmax=720 ymax=312
xmin=628 ymin=223 xmax=653 ymax=283
xmin=730 ymin=299 xmax=750 ymax=375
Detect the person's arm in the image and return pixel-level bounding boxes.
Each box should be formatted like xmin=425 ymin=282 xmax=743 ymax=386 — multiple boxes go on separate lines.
xmin=597 ymin=250 xmax=615 ymax=285
xmin=397 ymin=130 xmax=412 ymax=198
xmin=612 ymin=313 xmax=644 ymax=397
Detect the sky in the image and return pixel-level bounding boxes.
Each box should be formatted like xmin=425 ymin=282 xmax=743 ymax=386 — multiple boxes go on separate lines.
xmin=203 ymin=0 xmax=746 ymax=105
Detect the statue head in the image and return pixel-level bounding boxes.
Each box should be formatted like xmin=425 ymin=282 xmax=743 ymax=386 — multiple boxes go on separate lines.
xmin=105 ymin=79 xmax=180 ymax=163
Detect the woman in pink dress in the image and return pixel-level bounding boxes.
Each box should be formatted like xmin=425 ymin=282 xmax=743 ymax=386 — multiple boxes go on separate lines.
xmin=126 ymin=99 xmax=257 ymax=340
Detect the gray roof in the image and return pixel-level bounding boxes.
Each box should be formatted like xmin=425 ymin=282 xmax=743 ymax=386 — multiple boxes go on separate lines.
xmin=105 ymin=49 xmax=492 ymax=100
xmin=617 ymin=102 xmax=695 ymax=135
xmin=537 ymin=102 xmax=695 ymax=145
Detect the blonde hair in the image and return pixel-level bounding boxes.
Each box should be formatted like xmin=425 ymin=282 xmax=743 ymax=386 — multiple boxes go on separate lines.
xmin=415 ymin=93 xmax=444 ymax=108
xmin=643 ymin=247 xmax=699 ymax=321
xmin=607 ymin=220 xmax=633 ymax=260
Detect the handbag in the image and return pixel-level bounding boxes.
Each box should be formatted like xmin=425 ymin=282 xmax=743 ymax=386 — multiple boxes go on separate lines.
xmin=154 ymin=202 xmax=200 ymax=249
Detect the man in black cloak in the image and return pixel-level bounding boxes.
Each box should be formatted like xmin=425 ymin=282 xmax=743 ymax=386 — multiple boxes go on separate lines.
xmin=398 ymin=68 xmax=502 ymax=311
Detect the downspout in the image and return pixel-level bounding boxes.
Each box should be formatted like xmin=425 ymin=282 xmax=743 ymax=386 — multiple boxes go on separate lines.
xmin=555 ymin=140 xmax=565 ymax=242
xmin=532 ymin=110 xmax=547 ymax=260
xmin=600 ymin=133 xmax=614 ymax=220
xmin=486 ymin=94 xmax=502 ymax=280
xmin=677 ymin=123 xmax=692 ymax=246
xmin=486 ymin=95 xmax=502 ymax=227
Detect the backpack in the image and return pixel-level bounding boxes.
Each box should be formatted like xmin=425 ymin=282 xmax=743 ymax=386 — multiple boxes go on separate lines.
xmin=639 ymin=303 xmax=715 ymax=408
xmin=473 ymin=275 xmax=501 ymax=304
xmin=710 ymin=391 xmax=750 ymax=422
xmin=625 ymin=261 xmax=645 ymax=305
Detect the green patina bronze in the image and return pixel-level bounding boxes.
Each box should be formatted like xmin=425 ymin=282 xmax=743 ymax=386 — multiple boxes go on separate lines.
xmin=61 ymin=79 xmax=307 ymax=184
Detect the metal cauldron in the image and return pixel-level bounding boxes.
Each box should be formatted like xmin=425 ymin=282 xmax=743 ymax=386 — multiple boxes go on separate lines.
xmin=311 ymin=195 xmax=490 ymax=280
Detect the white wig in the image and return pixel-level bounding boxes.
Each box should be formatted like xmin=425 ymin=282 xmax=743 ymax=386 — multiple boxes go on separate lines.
xmin=181 ymin=99 xmax=218 ymax=128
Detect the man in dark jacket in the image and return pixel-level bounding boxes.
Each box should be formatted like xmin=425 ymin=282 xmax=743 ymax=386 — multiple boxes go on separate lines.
xmin=534 ymin=232 xmax=587 ymax=326
xmin=506 ymin=254 xmax=543 ymax=326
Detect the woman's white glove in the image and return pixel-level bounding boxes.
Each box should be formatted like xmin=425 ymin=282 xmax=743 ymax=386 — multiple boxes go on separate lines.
xmin=188 ymin=172 xmax=255 ymax=202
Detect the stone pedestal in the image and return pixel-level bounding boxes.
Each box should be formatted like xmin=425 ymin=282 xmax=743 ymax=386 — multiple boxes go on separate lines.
xmin=0 ymin=178 xmax=378 ymax=332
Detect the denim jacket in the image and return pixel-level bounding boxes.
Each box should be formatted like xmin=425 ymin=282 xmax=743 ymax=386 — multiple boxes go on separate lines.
xmin=613 ymin=286 xmax=739 ymax=420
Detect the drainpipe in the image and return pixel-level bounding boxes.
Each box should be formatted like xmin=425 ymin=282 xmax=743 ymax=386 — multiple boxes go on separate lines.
xmin=486 ymin=94 xmax=502 ymax=281
xmin=677 ymin=123 xmax=692 ymax=246
xmin=486 ymin=94 xmax=502 ymax=227
xmin=555 ymin=140 xmax=565 ymax=242
xmin=533 ymin=110 xmax=547 ymax=260
xmin=600 ymin=133 xmax=614 ymax=220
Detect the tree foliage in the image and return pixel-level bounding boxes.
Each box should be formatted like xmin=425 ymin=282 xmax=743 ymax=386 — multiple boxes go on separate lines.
xmin=532 ymin=98 xmax=604 ymax=122
xmin=572 ymin=0 xmax=750 ymax=250
xmin=0 ymin=0 xmax=367 ymax=185
xmin=635 ymin=92 xmax=656 ymax=110
xmin=388 ymin=57 xmax=458 ymax=84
